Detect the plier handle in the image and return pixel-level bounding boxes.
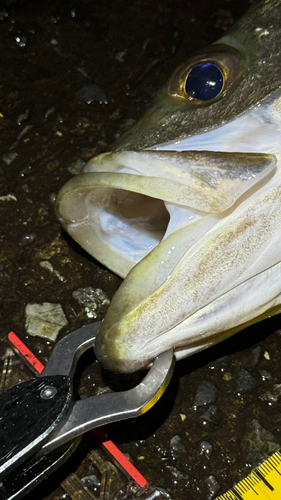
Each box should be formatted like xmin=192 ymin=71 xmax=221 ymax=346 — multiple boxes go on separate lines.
xmin=0 ymin=322 xmax=175 ymax=500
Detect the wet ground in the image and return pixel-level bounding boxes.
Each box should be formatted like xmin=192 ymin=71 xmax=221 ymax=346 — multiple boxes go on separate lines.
xmin=2 ymin=0 xmax=281 ymax=499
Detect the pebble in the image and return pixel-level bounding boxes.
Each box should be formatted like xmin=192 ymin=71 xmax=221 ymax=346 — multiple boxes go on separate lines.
xmin=15 ymin=35 xmax=28 ymax=47
xmin=236 ymin=369 xmax=257 ymax=394
xmin=199 ymin=405 xmax=218 ymax=424
xmin=40 ymin=260 xmax=65 ymax=282
xmin=209 ymin=356 xmax=229 ymax=371
xmin=115 ymin=50 xmax=127 ymax=62
xmin=0 ymin=194 xmax=17 ymax=201
xmin=81 ymin=475 xmax=100 ymax=487
xmin=68 ymin=158 xmax=86 ymax=175
xmin=19 ymin=233 xmax=36 ymax=246
xmin=204 ymin=475 xmax=221 ymax=500
xmin=19 ymin=166 xmax=32 ymax=177
xmin=259 ymin=369 xmax=272 ymax=381
xmin=76 ymin=84 xmax=109 ymax=105
xmin=2 ymin=152 xmax=17 ymax=165
xmin=245 ymin=345 xmax=262 ymax=368
xmin=21 ymin=184 xmax=29 ymax=193
xmin=200 ymin=441 xmax=213 ymax=459
xmin=25 ymin=302 xmax=68 ymax=341
xmin=44 ymin=106 xmax=55 ymax=119
xmin=259 ymin=384 xmax=281 ymax=403
xmin=72 ymin=287 xmax=110 ymax=319
xmin=165 ymin=465 xmax=189 ymax=481
xmin=242 ymin=419 xmax=280 ymax=465
xmin=170 ymin=435 xmax=187 ymax=459
xmin=193 ymin=381 xmax=218 ymax=408
xmin=17 ymin=108 xmax=30 ymax=125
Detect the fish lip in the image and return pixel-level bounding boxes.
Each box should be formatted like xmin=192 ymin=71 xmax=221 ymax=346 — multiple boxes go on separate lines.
xmin=55 ymin=149 xmax=277 ymax=277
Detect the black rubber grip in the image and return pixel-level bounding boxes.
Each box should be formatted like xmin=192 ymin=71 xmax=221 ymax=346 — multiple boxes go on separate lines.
xmin=0 ymin=375 xmax=72 ymax=479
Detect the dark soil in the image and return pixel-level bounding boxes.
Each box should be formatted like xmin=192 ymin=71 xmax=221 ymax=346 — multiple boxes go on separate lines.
xmin=2 ymin=1 xmax=281 ymax=499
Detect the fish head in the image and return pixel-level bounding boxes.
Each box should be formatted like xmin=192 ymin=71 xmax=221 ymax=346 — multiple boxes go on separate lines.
xmin=56 ymin=0 xmax=281 ymax=373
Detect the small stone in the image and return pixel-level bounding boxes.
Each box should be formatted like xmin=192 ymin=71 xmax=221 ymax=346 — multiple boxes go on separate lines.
xmin=0 ymin=194 xmax=17 ymax=201
xmin=25 ymin=302 xmax=68 ymax=341
xmin=242 ymin=419 xmax=280 ymax=465
xmin=245 ymin=346 xmax=262 ymax=368
xmin=81 ymin=475 xmax=100 ymax=487
xmin=68 ymin=158 xmax=86 ymax=175
xmin=76 ymin=84 xmax=109 ymax=105
xmin=21 ymin=184 xmax=29 ymax=193
xmin=15 ymin=35 xmax=28 ymax=47
xmin=17 ymin=108 xmax=30 ymax=125
xmin=194 ymin=381 xmax=218 ymax=408
xmin=204 ymin=475 xmax=221 ymax=500
xmin=259 ymin=384 xmax=281 ymax=404
xmin=264 ymin=351 xmax=270 ymax=360
xmin=236 ymin=369 xmax=257 ymax=395
xmin=165 ymin=465 xmax=189 ymax=480
xmin=115 ymin=50 xmax=127 ymax=62
xmin=259 ymin=369 xmax=272 ymax=381
xmin=19 ymin=233 xmax=36 ymax=246
xmin=2 ymin=152 xmax=17 ymax=165
xmin=179 ymin=413 xmax=186 ymax=422
xmin=44 ymin=106 xmax=55 ymax=119
xmin=110 ymin=109 xmax=123 ymax=120
xmin=209 ymin=356 xmax=229 ymax=371
xmin=40 ymin=261 xmax=65 ymax=282
xmin=72 ymin=287 xmax=110 ymax=319
xmin=170 ymin=435 xmax=187 ymax=459
xmin=199 ymin=405 xmax=218 ymax=424
xmin=200 ymin=441 xmax=213 ymax=459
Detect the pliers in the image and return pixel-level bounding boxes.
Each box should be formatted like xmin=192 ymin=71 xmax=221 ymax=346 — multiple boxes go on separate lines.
xmin=0 ymin=322 xmax=175 ymax=500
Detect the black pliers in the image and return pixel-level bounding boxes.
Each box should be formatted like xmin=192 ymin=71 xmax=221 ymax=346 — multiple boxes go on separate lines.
xmin=0 ymin=322 xmax=175 ymax=500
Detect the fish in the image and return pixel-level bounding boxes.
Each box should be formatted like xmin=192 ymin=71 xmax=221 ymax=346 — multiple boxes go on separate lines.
xmin=56 ymin=0 xmax=281 ymax=373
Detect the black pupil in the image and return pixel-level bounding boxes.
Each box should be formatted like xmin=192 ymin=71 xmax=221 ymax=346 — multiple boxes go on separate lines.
xmin=185 ymin=62 xmax=223 ymax=101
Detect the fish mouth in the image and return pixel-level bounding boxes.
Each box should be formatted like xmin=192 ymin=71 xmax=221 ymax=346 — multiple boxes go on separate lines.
xmin=56 ymin=144 xmax=278 ymax=372
xmin=56 ymin=150 xmax=275 ymax=279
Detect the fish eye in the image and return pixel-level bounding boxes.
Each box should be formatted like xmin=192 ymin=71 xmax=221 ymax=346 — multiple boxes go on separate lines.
xmin=185 ymin=62 xmax=223 ymax=101
xmin=167 ymin=44 xmax=245 ymax=105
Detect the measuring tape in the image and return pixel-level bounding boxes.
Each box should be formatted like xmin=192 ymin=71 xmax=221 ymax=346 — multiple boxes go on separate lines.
xmin=217 ymin=450 xmax=281 ymax=499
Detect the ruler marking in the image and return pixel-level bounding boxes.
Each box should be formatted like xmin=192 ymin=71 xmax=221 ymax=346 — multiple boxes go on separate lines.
xmin=227 ymin=494 xmax=235 ymax=500
xmin=231 ymin=487 xmax=244 ymax=500
xmin=269 ymin=463 xmax=281 ymax=476
xmin=260 ymin=463 xmax=271 ymax=475
xmin=254 ymin=470 xmax=274 ymax=491
xmin=236 ymin=483 xmax=246 ymax=494
xmin=247 ymin=476 xmax=259 ymax=495
xmin=271 ymin=453 xmax=281 ymax=467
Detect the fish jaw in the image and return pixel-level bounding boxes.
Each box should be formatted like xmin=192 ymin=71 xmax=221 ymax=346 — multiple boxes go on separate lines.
xmin=93 ymin=170 xmax=281 ymax=372
xmin=56 ymin=148 xmax=277 ymax=372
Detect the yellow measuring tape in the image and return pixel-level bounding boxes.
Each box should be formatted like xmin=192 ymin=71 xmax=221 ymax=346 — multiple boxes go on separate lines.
xmin=217 ymin=450 xmax=281 ymax=499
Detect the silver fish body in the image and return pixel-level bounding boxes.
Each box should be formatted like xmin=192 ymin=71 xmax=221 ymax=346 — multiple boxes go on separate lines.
xmin=56 ymin=0 xmax=281 ymax=373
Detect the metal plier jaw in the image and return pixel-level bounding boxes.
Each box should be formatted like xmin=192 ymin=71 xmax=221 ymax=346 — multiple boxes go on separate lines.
xmin=0 ymin=322 xmax=175 ymax=499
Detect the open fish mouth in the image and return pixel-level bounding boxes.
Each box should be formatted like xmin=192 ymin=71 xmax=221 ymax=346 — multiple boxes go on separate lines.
xmin=56 ymin=95 xmax=281 ymax=373
xmin=56 ymin=149 xmax=275 ymax=278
